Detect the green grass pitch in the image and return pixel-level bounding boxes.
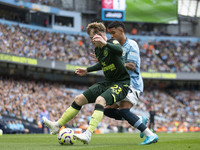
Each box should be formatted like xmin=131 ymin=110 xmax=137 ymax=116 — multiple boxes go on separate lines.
xmin=0 ymin=132 xmax=200 ymax=150
xmin=125 ymin=0 xmax=178 ymax=23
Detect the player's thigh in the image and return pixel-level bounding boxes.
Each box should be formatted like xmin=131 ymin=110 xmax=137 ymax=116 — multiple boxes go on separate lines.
xmin=117 ymin=85 xmax=140 ymax=107
xmin=101 ymin=83 xmax=129 ymax=106
xmin=83 ymin=82 xmax=106 ymax=103
xmin=119 ymin=101 xmax=133 ymax=109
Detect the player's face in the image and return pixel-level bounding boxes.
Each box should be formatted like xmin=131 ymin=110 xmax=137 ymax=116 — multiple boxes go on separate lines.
xmin=89 ymin=30 xmax=101 ymax=47
xmin=109 ymin=27 xmax=123 ymax=42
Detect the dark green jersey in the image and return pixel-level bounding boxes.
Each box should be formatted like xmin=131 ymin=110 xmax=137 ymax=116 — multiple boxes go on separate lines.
xmin=87 ymin=39 xmax=130 ymax=84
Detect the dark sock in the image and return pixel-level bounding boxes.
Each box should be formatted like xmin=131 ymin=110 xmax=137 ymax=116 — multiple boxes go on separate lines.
xmin=104 ymin=108 xmax=122 ymax=120
xmin=119 ymin=109 xmax=147 ymax=132
xmin=71 ymin=101 xmax=82 ymax=110
xmin=138 ymin=123 xmax=147 ymax=132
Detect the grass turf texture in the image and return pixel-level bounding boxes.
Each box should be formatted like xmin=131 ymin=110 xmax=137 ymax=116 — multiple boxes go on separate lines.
xmin=126 ymin=0 xmax=178 ymax=23
xmin=0 ymin=132 xmax=200 ymax=150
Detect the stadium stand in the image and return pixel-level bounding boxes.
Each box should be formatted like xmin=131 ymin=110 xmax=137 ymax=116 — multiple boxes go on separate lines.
xmin=0 ymin=0 xmax=199 ymax=135
xmin=0 ymin=23 xmax=92 ymax=66
xmin=0 ymin=23 xmax=199 ymax=72
xmin=0 ymin=76 xmax=199 ymax=134
xmin=22 ymin=0 xmax=55 ymax=7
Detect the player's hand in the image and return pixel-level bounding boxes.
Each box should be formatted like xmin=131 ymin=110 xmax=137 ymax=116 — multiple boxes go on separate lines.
xmin=75 ymin=68 xmax=88 ymax=76
xmin=98 ymin=32 xmax=107 ymax=42
xmin=92 ymin=34 xmax=107 ymax=46
xmin=90 ymin=51 xmax=98 ymax=62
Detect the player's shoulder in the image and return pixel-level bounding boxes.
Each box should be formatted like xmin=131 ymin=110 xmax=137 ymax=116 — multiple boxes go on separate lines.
xmin=127 ymin=39 xmax=138 ymax=47
xmin=126 ymin=39 xmax=139 ymax=51
xmin=108 ymin=38 xmax=120 ymax=45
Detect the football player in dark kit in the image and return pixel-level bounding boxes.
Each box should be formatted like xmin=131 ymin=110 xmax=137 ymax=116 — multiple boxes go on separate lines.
xmin=90 ymin=21 xmax=159 ymax=145
xmin=43 ymin=22 xmax=130 ymax=144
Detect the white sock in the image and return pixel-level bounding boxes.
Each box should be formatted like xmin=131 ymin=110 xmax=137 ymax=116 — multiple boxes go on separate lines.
xmin=55 ymin=122 xmax=60 ymax=126
xmin=138 ymin=115 xmax=142 ymax=121
xmin=143 ymin=128 xmax=154 ymax=137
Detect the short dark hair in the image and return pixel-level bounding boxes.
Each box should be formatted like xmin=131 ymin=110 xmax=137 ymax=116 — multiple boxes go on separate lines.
xmin=108 ymin=21 xmax=126 ymax=31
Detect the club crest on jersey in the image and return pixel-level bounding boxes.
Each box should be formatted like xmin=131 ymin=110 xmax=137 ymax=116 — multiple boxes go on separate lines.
xmin=104 ymin=49 xmax=108 ymax=57
xmin=113 ymin=40 xmax=119 ymax=45
xmin=129 ymin=52 xmax=137 ymax=56
xmin=122 ymin=50 xmax=126 ymax=56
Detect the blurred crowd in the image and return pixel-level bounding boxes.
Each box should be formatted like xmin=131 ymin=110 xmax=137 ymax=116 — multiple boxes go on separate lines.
xmin=0 ymin=77 xmax=199 ymax=133
xmin=138 ymin=89 xmax=200 ymax=132
xmin=22 ymin=0 xmax=55 ymax=7
xmin=0 ymin=23 xmax=200 ymax=73
xmin=137 ymin=39 xmax=200 ymax=72
xmin=130 ymin=27 xmax=189 ymax=37
xmin=0 ymin=24 xmax=92 ymax=66
xmin=154 ymin=40 xmax=200 ymax=72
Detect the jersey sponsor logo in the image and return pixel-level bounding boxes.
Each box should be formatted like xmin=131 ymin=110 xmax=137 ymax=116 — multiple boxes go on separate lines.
xmin=102 ymin=63 xmax=116 ymax=72
xmin=101 ymin=62 xmax=106 ymax=66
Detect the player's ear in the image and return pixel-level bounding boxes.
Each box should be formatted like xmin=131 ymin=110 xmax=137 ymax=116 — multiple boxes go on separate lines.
xmin=120 ymin=28 xmax=124 ymax=33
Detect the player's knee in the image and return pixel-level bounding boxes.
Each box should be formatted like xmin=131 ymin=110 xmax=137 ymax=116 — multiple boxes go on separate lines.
xmin=104 ymin=108 xmax=122 ymax=120
xmin=119 ymin=109 xmax=129 ymax=118
xmin=119 ymin=109 xmax=140 ymax=126
xmin=119 ymin=109 xmax=135 ymax=122
xmin=74 ymin=94 xmax=88 ymax=106
xmin=95 ymin=96 xmax=106 ymax=107
xmin=104 ymin=108 xmax=111 ymax=117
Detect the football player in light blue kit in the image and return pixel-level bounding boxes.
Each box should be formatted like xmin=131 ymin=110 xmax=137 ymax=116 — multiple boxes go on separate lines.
xmin=104 ymin=21 xmax=158 ymax=145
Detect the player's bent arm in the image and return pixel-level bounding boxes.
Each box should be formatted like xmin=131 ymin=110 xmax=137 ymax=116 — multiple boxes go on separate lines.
xmin=90 ymin=52 xmax=98 ymax=62
xmin=87 ymin=62 xmax=101 ymax=72
xmin=106 ymin=42 xmax=123 ymax=55
xmin=125 ymin=62 xmax=136 ymax=71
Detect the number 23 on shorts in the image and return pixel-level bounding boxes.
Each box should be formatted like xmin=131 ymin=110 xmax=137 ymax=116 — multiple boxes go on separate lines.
xmin=110 ymin=84 xmax=122 ymax=94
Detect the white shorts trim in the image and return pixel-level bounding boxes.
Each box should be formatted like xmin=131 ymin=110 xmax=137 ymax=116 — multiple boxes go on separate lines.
xmin=116 ymin=85 xmax=140 ymax=106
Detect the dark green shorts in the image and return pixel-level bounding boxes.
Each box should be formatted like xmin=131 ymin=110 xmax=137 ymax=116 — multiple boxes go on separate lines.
xmin=83 ymin=81 xmax=129 ymax=105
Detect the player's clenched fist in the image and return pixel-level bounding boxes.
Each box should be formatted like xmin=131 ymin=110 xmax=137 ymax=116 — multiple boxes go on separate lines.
xmin=92 ymin=34 xmax=107 ymax=46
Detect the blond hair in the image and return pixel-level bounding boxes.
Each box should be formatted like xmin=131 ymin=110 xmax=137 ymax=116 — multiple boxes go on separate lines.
xmin=86 ymin=22 xmax=106 ymax=35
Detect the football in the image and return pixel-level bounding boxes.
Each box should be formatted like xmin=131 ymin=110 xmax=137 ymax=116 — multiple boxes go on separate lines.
xmin=57 ymin=128 xmax=76 ymax=145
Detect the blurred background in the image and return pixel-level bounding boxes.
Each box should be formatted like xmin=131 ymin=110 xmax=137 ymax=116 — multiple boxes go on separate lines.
xmin=0 ymin=0 xmax=199 ymax=134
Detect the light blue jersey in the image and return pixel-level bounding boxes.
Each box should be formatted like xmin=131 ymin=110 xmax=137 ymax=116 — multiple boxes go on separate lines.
xmin=122 ymin=39 xmax=144 ymax=93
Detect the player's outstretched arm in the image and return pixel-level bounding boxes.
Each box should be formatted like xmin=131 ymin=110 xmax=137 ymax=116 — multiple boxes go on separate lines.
xmin=75 ymin=68 xmax=88 ymax=76
xmin=87 ymin=62 xmax=101 ymax=72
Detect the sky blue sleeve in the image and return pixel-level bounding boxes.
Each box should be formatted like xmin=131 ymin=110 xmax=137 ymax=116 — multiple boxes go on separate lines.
xmin=126 ymin=46 xmax=139 ymax=63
